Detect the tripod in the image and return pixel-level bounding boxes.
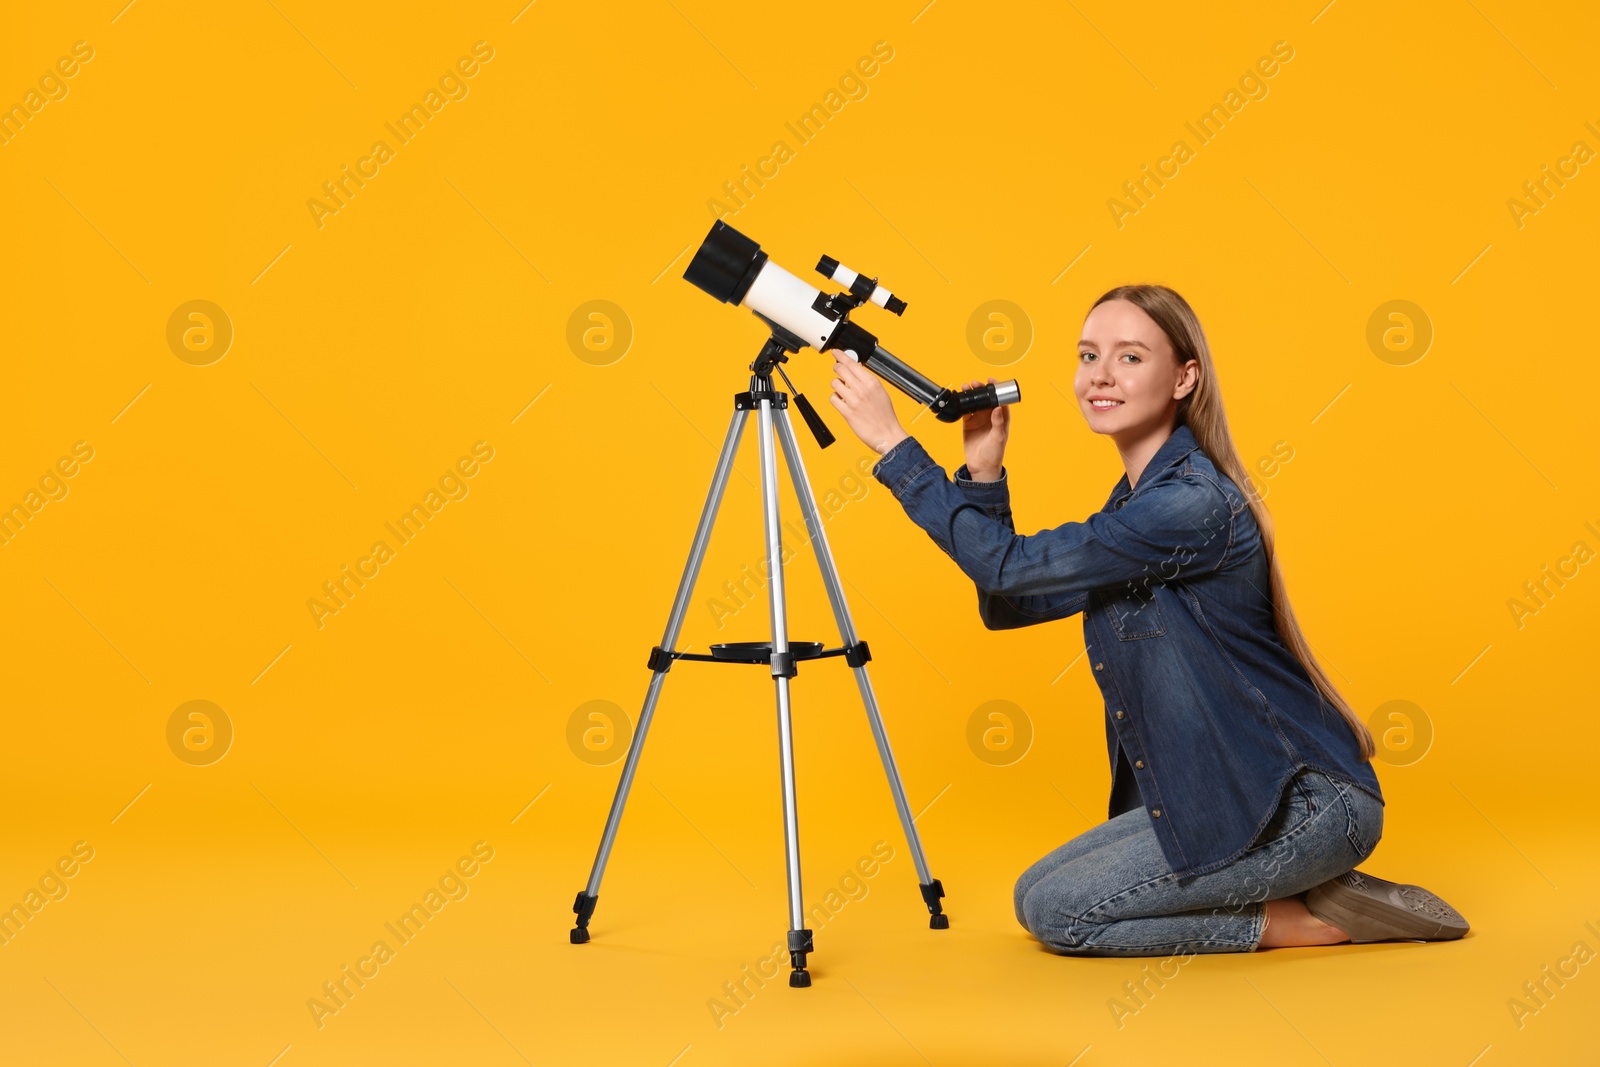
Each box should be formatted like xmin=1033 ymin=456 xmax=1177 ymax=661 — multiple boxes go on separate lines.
xmin=569 ymin=332 xmax=949 ymax=987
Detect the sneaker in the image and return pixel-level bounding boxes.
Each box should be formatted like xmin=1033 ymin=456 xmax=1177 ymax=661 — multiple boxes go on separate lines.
xmin=1305 ymin=869 xmax=1470 ymax=943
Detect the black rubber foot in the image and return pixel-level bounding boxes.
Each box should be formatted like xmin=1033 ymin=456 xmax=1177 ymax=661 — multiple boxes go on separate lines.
xmin=929 ymin=913 xmax=949 ymax=930
xmin=789 ymin=970 xmax=812 ymax=988
xmin=570 ymin=928 xmax=590 ymax=944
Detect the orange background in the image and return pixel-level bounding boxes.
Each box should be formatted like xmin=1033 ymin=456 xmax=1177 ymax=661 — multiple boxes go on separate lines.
xmin=2 ymin=1 xmax=1596 ymax=1064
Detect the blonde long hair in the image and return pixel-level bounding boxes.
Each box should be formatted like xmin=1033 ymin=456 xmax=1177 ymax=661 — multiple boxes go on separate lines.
xmin=1088 ymin=285 xmax=1376 ymax=761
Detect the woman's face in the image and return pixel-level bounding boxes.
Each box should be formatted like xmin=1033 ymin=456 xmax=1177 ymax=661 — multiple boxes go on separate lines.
xmin=1073 ymin=298 xmax=1197 ymax=440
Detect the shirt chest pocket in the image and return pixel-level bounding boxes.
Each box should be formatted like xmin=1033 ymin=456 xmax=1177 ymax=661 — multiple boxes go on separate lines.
xmin=1103 ymin=580 xmax=1167 ymax=640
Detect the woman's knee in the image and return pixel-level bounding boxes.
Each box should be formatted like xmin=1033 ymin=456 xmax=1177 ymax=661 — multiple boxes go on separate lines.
xmin=1019 ymin=878 xmax=1098 ymax=948
xmin=1013 ymin=876 xmax=1031 ymax=929
xmin=1014 ymin=868 xmax=1063 ymax=930
xmin=1013 ymin=851 xmax=1066 ymax=927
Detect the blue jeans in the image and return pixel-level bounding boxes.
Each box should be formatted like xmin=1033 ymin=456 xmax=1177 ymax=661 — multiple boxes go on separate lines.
xmin=1014 ymin=768 xmax=1384 ymax=955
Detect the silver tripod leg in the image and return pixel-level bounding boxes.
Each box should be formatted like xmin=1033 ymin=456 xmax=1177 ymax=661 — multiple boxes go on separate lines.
xmin=774 ymin=408 xmax=949 ymax=928
xmin=755 ymin=390 xmax=815 ymax=987
xmin=569 ymin=406 xmax=747 ymax=944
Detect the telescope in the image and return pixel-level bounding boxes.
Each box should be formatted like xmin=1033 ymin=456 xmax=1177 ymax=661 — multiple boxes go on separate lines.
xmin=569 ymin=219 xmax=973 ymax=982
xmin=683 ymin=220 xmax=1021 ymax=444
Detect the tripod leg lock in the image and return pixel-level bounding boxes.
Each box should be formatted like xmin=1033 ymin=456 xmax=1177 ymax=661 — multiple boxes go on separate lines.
xmin=570 ymin=891 xmax=599 ymax=944
xmin=647 ymin=646 xmax=675 ymax=673
xmin=920 ymin=879 xmax=950 ymax=928
xmin=844 ymin=640 xmax=873 ymax=668
xmin=787 ymin=927 xmax=815 ymax=974
xmin=769 ymin=649 xmax=797 ymax=678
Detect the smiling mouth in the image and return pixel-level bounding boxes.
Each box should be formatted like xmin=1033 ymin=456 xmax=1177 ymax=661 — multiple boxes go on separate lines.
xmin=1090 ymin=399 xmax=1124 ymax=410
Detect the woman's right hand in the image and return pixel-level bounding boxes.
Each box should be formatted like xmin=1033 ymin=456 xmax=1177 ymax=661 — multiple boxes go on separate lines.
xmin=961 ymin=377 xmax=1009 ymax=482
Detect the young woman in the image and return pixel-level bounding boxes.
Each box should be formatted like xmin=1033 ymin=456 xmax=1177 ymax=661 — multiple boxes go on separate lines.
xmin=826 ymin=285 xmax=1469 ymax=956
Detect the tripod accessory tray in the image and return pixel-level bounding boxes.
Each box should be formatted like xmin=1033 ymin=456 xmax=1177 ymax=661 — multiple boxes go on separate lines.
xmin=647 ymin=640 xmax=872 ymax=678
xmin=711 ymin=640 xmax=822 ymax=662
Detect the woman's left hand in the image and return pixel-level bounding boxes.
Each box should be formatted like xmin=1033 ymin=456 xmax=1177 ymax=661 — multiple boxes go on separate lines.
xmin=828 ymin=351 xmax=909 ymax=455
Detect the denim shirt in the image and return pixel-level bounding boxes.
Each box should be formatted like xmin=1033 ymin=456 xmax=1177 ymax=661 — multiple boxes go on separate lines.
xmin=871 ymin=423 xmax=1383 ymax=880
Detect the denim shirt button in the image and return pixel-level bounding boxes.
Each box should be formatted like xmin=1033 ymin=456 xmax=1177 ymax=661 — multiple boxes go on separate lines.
xmin=1135 ymin=760 xmax=1144 ymax=768
xmin=1094 ymin=662 xmax=1104 ymax=671
xmin=1151 ymin=809 xmax=1161 ymax=817
xmin=1115 ymin=710 xmax=1124 ymax=719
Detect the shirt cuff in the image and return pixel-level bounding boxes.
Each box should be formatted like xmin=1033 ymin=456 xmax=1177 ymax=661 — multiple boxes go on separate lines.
xmin=953 ymin=462 xmax=1010 ymax=508
xmin=872 ymin=437 xmax=1012 ymax=512
xmin=871 ymin=436 xmax=938 ymax=499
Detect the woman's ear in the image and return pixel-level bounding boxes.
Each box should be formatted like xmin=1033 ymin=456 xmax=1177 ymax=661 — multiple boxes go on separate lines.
xmin=1173 ymin=358 xmax=1200 ymax=399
